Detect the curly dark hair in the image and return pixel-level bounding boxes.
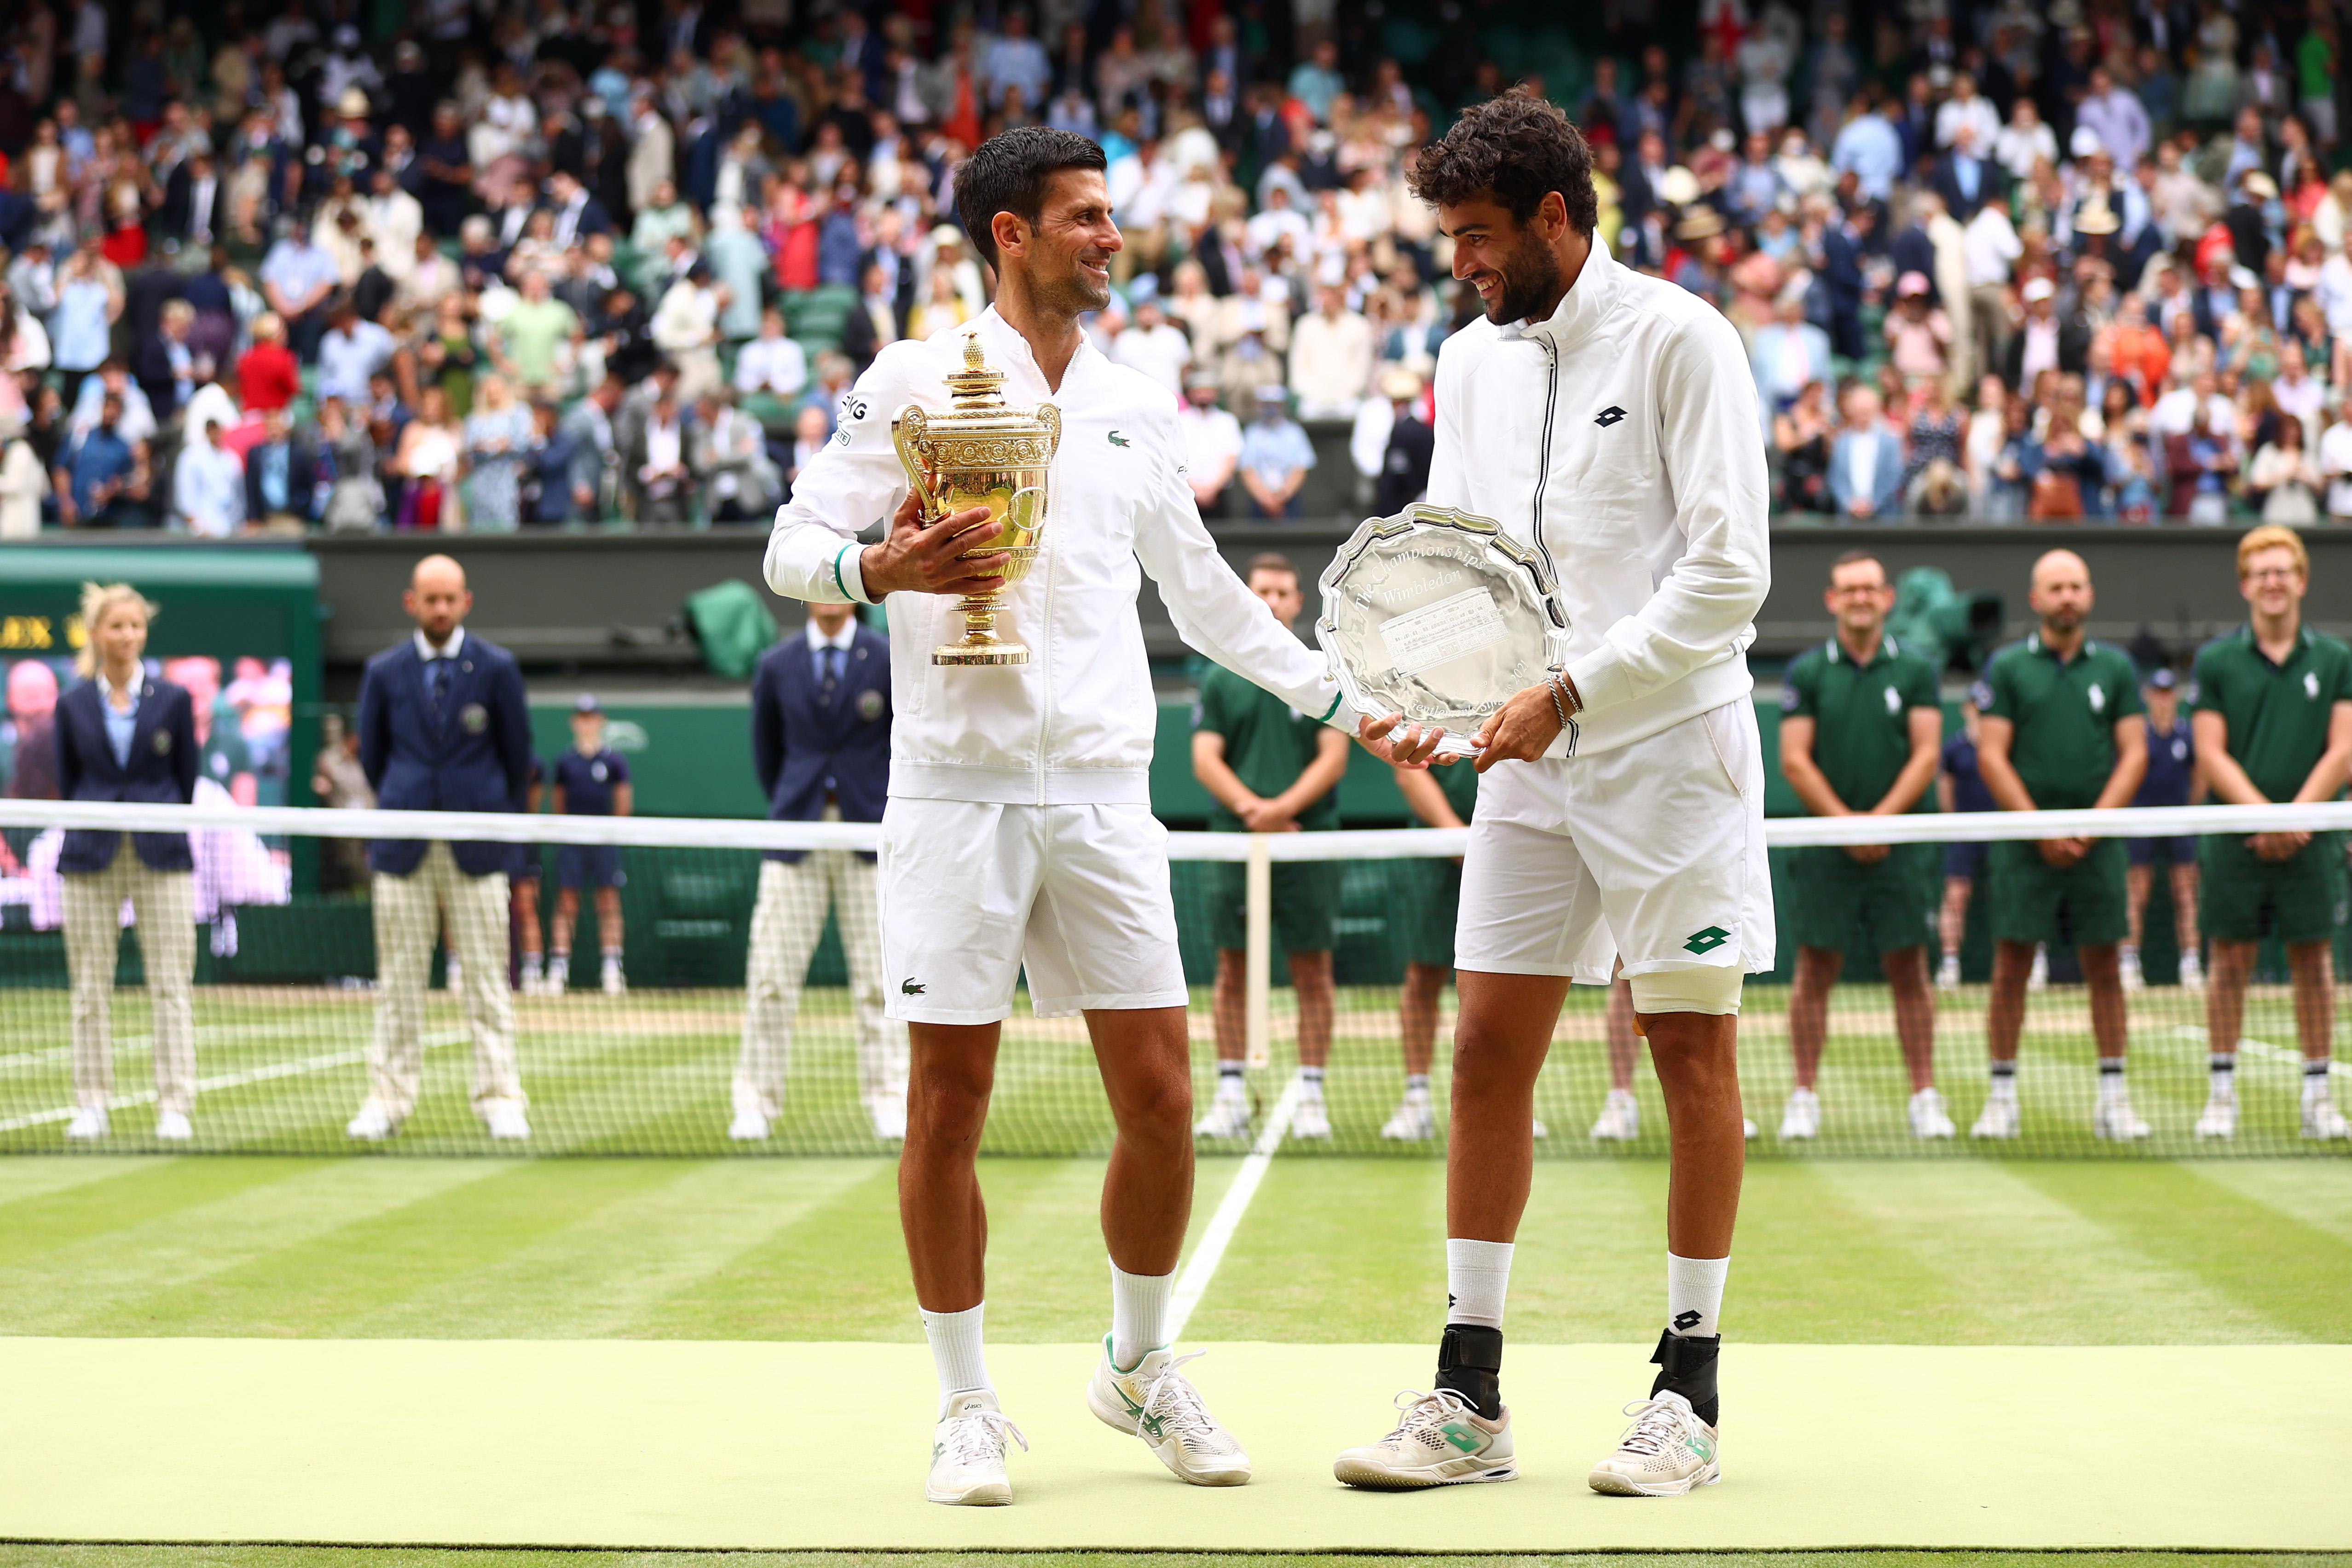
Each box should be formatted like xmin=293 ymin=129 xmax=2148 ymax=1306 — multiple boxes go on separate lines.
xmin=956 ymin=125 xmax=1109 ymax=268
xmin=1408 ymin=89 xmax=1597 ymax=236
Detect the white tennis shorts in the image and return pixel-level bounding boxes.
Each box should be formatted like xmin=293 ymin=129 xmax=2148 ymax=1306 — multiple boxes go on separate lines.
xmin=1455 ymin=700 xmax=1775 ymax=985
xmin=876 ymin=798 xmax=1190 ymax=1024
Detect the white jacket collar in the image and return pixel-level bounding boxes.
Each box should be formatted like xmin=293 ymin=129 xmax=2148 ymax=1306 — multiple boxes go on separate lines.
xmin=962 ymin=305 xmax=1100 ymax=395
xmin=1505 ymin=247 xmax=1622 ymax=354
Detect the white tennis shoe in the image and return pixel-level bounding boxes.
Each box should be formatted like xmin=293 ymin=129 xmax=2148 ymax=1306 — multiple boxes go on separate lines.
xmin=728 ymin=1109 xmax=770 ymax=1141
xmin=1086 ymin=1339 xmax=1251 ymax=1485
xmin=2305 ymin=1093 xmax=2352 ymax=1140
xmin=1589 ymin=1089 xmax=1640 ymax=1141
xmin=2092 ymin=1090 xmax=2151 ymax=1141
xmin=601 ymin=957 xmax=626 ymax=996
xmin=345 ymin=1104 xmax=397 ymax=1141
xmin=1193 ymin=1082 xmax=1250 ymax=1140
xmin=484 ymin=1106 xmax=532 ymax=1141
xmin=1289 ymin=1094 xmax=1332 ymax=1140
xmin=1971 ymin=1093 xmax=2019 ymax=1140
xmin=1381 ymin=1086 xmax=1435 ymax=1141
xmin=1908 ymin=1088 xmax=1955 ymax=1139
xmin=1588 ymin=1389 xmax=1721 ymax=1496
xmin=870 ymin=1096 xmax=908 ymax=1142
xmin=1936 ymin=952 xmax=1961 ymax=990
xmin=928 ymin=1389 xmax=1025 ymax=1505
xmin=64 ymin=1107 xmax=108 ymax=1140
xmin=2194 ymin=1086 xmax=2236 ymax=1140
xmin=154 ymin=1110 xmax=193 ymax=1141
xmin=2118 ymin=946 xmax=2145 ymax=992
xmin=1776 ymin=1087 xmax=1820 ymax=1141
xmin=1333 ymin=1387 xmax=1515 ymax=1489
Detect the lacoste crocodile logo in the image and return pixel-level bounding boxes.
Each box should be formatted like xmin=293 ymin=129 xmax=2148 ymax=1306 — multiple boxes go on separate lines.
xmin=902 ymin=979 xmax=926 ymax=995
xmin=1108 ymin=430 xmax=1131 ymax=446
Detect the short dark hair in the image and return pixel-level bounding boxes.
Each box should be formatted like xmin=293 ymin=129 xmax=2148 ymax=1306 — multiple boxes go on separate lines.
xmin=1409 ymin=88 xmax=1597 ymax=236
xmin=1830 ymin=549 xmax=1888 ymax=582
xmin=1245 ymin=552 xmax=1299 ymax=583
xmin=955 ymin=126 xmax=1108 ymax=268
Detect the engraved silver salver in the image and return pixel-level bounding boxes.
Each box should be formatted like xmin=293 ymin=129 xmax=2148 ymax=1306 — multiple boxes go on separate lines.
xmin=1315 ymin=505 xmax=1569 ymax=757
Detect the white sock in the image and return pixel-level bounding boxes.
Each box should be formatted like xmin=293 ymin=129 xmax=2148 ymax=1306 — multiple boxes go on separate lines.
xmin=1110 ymin=1260 xmax=1174 ymax=1368
xmin=1445 ymin=1238 xmax=1514 ymax=1329
xmin=919 ymin=1302 xmax=992 ymax=1416
xmin=602 ymin=947 xmax=622 ymax=963
xmin=1297 ymin=1065 xmax=1324 ymax=1098
xmin=1666 ymin=1252 xmax=1728 ymax=1338
xmin=1404 ymin=1073 xmax=1430 ymax=1096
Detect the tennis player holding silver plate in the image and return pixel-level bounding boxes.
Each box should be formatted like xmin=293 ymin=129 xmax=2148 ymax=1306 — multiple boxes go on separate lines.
xmin=1315 ymin=504 xmax=1570 ymax=757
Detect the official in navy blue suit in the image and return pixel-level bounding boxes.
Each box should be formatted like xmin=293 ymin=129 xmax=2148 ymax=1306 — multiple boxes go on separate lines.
xmin=348 ymin=555 xmax=536 ymax=1143
xmin=729 ymin=601 xmax=907 ymax=1142
xmin=54 ymin=584 xmax=201 ymax=1143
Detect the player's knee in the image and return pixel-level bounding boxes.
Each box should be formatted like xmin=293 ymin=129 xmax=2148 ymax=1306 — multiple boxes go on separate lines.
xmin=1628 ymin=964 xmax=1744 ymax=1017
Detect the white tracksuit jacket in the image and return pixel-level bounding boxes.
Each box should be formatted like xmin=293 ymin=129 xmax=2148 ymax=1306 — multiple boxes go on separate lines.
xmin=1425 ymin=253 xmax=1771 ymax=756
xmin=764 ymin=307 xmax=1358 ymax=806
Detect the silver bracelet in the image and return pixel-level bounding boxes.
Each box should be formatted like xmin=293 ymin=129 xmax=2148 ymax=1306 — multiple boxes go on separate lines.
xmin=1546 ymin=674 xmax=1572 ymax=730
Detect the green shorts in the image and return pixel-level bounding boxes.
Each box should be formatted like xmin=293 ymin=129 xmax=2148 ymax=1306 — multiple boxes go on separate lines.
xmin=1208 ymin=859 xmax=1340 ymax=954
xmin=2199 ymin=831 xmax=2347 ymax=945
xmin=1988 ymin=837 xmax=2129 ymax=948
xmin=1391 ymin=855 xmax=1464 ymax=969
xmin=1788 ymin=842 xmax=1937 ymax=956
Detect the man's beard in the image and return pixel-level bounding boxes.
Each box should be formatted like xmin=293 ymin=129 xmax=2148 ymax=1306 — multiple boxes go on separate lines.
xmin=1040 ymin=254 xmax=1114 ymax=316
xmin=1486 ymin=243 xmax=1564 ymax=325
xmin=2043 ymin=608 xmax=2084 ymax=635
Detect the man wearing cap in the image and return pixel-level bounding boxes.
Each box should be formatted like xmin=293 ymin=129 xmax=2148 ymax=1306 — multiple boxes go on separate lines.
xmin=2187 ymin=526 xmax=2352 ymax=1141
xmin=2004 ymin=276 xmax=2088 ymax=390
xmin=548 ymin=693 xmax=632 ymax=996
xmin=732 ymin=600 xmax=905 ymax=1144
xmin=1177 ymin=373 xmax=1243 ymax=517
xmin=1238 ymin=384 xmax=1316 ymax=518
xmin=2122 ymin=665 xmax=2203 ymax=993
xmin=350 ymin=554 xmax=535 ymax=1142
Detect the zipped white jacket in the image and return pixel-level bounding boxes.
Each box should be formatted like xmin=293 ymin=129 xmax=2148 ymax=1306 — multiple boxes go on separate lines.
xmin=765 ymin=308 xmax=1357 ymax=806
xmin=1426 ymin=253 xmax=1770 ymax=756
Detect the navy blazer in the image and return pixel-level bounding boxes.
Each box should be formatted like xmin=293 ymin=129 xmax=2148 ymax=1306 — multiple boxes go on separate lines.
xmin=751 ymin=625 xmax=891 ymax=864
xmin=53 ymin=675 xmax=200 ymax=873
xmin=358 ymin=633 xmax=534 ymax=876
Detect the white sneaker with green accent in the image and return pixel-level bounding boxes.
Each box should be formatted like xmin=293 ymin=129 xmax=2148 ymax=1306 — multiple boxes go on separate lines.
xmin=1776 ymin=1087 xmax=1820 ymax=1141
xmin=1086 ymin=1339 xmax=1251 ymax=1486
xmin=1381 ymin=1088 xmax=1435 ymax=1141
xmin=1588 ymin=1389 xmax=1721 ymax=1496
xmin=2305 ymin=1093 xmax=2352 ymax=1140
xmin=1589 ymin=1089 xmax=1639 ymax=1141
xmin=1193 ymin=1081 xmax=1250 ymax=1139
xmin=927 ymin=1389 xmax=1025 ymax=1505
xmin=1332 ymin=1388 xmax=1515 ymax=1489
xmin=1908 ymin=1088 xmax=1955 ymax=1139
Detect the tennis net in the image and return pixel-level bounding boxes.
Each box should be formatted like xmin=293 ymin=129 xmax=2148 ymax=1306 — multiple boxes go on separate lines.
xmin=0 ymin=797 xmax=2345 ymax=1157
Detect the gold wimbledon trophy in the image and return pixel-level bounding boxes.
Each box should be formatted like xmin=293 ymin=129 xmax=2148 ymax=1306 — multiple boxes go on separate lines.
xmin=892 ymin=335 xmax=1062 ymax=666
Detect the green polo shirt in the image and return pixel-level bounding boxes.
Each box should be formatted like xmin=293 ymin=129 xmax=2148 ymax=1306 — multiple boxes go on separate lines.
xmin=1981 ymin=633 xmax=2144 ymax=810
xmin=1196 ymin=665 xmax=1341 ymax=832
xmin=1781 ymin=632 xmax=1941 ymax=813
xmin=2190 ymin=623 xmax=2352 ymax=803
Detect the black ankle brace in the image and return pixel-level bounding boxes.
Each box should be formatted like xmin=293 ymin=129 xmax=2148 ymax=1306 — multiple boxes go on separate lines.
xmin=1434 ymin=1323 xmax=1503 ymax=1420
xmin=1650 ymin=1329 xmax=1720 ymax=1427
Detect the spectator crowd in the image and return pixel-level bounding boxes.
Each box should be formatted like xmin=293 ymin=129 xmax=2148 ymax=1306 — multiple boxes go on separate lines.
xmin=0 ymin=0 xmax=2341 ymax=532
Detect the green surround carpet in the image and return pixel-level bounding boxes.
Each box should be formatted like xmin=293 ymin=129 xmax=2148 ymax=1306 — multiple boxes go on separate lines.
xmin=0 ymin=1339 xmax=2342 ymax=1552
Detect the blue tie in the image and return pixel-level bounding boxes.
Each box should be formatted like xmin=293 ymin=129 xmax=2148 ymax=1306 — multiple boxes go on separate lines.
xmin=431 ymin=658 xmax=451 ymax=715
xmin=821 ymin=645 xmax=844 ymax=703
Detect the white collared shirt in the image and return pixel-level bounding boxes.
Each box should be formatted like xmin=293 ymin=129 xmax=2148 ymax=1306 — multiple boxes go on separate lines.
xmin=413 ymin=626 xmax=467 ymax=662
xmin=764 ymin=306 xmax=1352 ymax=807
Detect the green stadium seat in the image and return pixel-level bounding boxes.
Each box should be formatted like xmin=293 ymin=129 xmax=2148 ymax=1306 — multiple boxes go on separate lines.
xmin=779 ymin=284 xmax=856 ymax=355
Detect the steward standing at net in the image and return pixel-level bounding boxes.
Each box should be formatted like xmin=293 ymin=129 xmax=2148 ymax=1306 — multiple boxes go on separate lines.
xmin=1974 ymin=548 xmax=2148 ymax=1142
xmin=1335 ymin=91 xmax=1771 ymax=1499
xmin=763 ymin=126 xmax=1374 ymax=1506
xmin=1191 ymin=552 xmax=1350 ymax=1144
xmin=2188 ymin=525 xmax=2352 ymax=1141
xmin=348 ymin=554 xmax=535 ymax=1144
xmin=729 ymin=599 xmax=908 ymax=1146
xmin=1775 ymin=550 xmax=1951 ymax=1143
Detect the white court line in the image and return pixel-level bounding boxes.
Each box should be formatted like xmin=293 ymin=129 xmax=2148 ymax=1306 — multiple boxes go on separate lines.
xmin=1165 ymin=1074 xmax=1305 ymax=1343
xmin=0 ymin=1031 xmax=469 ymax=1133
xmin=2172 ymin=1024 xmax=2351 ymax=1079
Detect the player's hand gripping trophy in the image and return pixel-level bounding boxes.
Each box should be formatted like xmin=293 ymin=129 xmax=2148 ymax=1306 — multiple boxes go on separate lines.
xmin=892 ymin=336 xmax=1063 ymax=665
